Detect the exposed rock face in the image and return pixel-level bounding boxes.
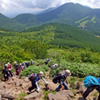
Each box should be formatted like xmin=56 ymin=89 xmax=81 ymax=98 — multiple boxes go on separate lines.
xmin=47 ymin=90 xmax=74 ymax=100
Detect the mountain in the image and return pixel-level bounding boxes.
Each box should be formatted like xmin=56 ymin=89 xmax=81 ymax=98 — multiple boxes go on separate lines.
xmin=0 ymin=3 xmax=100 ymax=32
xmin=38 ymin=7 xmax=57 ymax=14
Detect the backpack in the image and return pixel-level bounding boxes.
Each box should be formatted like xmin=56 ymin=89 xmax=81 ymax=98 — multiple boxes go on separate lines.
xmin=97 ymin=77 xmax=100 ymax=83
xmin=84 ymin=76 xmax=99 ymax=87
xmin=52 ymin=74 xmax=62 ymax=84
xmin=28 ymin=73 xmax=37 ymax=81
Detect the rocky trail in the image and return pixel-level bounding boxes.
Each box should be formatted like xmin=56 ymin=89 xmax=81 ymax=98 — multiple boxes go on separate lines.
xmin=0 ymin=69 xmax=99 ymax=100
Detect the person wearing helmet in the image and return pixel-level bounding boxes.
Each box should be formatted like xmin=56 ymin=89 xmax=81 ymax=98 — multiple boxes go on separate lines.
xmin=55 ymin=69 xmax=71 ymax=91
xmin=7 ymin=62 xmax=13 ymax=77
xmin=28 ymin=71 xmax=48 ymax=92
xmin=2 ymin=64 xmax=9 ymax=81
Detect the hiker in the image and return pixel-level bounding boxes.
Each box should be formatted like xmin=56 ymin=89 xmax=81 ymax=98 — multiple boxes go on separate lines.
xmin=16 ymin=65 xmax=20 ymax=76
xmin=82 ymin=76 xmax=100 ymax=100
xmin=7 ymin=62 xmax=13 ymax=77
xmin=28 ymin=71 xmax=48 ymax=92
xmin=51 ymin=63 xmax=58 ymax=69
xmin=31 ymin=59 xmax=34 ymax=65
xmin=45 ymin=58 xmax=50 ymax=65
xmin=25 ymin=61 xmax=30 ymax=67
xmin=2 ymin=64 xmax=9 ymax=81
xmin=14 ymin=61 xmax=18 ymax=70
xmin=55 ymin=70 xmax=71 ymax=91
xmin=21 ymin=63 xmax=25 ymax=70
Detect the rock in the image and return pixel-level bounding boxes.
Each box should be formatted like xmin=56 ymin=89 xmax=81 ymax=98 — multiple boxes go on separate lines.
xmin=24 ymin=77 xmax=30 ymax=82
xmin=22 ymin=83 xmax=30 ymax=90
xmin=58 ymin=90 xmax=74 ymax=97
xmin=44 ymin=80 xmax=58 ymax=91
xmin=2 ymin=93 xmax=15 ymax=100
xmin=2 ymin=98 xmax=8 ymax=100
xmin=47 ymin=90 xmax=74 ymax=100
xmin=15 ymin=80 xmax=23 ymax=87
xmin=23 ymin=91 xmax=43 ymax=100
xmin=0 ymin=90 xmax=3 ymax=94
xmin=79 ymin=83 xmax=86 ymax=94
xmin=74 ymin=81 xmax=80 ymax=89
xmin=47 ymin=93 xmax=68 ymax=100
xmin=0 ymin=82 xmax=4 ymax=89
xmin=0 ymin=95 xmax=1 ymax=100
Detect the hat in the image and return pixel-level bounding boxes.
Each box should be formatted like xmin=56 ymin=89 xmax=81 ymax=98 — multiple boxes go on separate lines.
xmin=20 ymin=63 xmax=22 ymax=65
xmin=5 ymin=64 xmax=8 ymax=67
xmin=39 ymin=71 xmax=44 ymax=77
xmin=14 ymin=61 xmax=17 ymax=64
xmin=65 ymin=70 xmax=71 ymax=76
xmin=7 ymin=62 xmax=10 ymax=65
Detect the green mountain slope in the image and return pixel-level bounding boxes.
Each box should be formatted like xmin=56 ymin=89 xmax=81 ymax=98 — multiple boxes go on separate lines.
xmin=0 ymin=3 xmax=100 ymax=32
xmin=11 ymin=3 xmax=100 ymax=31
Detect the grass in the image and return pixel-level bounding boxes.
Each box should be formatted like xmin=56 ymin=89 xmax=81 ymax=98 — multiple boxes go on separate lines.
xmin=43 ymin=89 xmax=57 ymax=100
xmin=75 ymin=16 xmax=88 ymax=23
xmin=15 ymin=93 xmax=27 ymax=100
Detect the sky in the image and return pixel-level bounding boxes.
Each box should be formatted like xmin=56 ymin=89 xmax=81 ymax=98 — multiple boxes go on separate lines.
xmin=0 ymin=0 xmax=100 ymax=18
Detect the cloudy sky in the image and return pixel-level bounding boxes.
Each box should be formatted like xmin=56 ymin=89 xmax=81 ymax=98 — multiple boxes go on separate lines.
xmin=0 ymin=0 xmax=100 ymax=18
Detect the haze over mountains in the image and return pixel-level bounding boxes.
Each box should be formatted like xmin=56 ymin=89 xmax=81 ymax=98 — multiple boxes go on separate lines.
xmin=0 ymin=3 xmax=100 ymax=32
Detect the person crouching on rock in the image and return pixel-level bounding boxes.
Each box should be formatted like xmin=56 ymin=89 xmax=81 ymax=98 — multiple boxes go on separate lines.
xmin=28 ymin=71 xmax=48 ymax=92
xmin=55 ymin=70 xmax=71 ymax=91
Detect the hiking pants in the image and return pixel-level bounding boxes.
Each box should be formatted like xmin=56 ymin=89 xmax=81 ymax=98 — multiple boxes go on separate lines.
xmin=83 ymin=85 xmax=100 ymax=100
xmin=56 ymin=83 xmax=68 ymax=91
xmin=4 ymin=74 xmax=9 ymax=81
xmin=28 ymin=81 xmax=37 ymax=92
xmin=9 ymin=70 xmax=13 ymax=77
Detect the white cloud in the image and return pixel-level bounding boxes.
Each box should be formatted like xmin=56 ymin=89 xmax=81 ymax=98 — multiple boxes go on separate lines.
xmin=0 ymin=0 xmax=100 ymax=18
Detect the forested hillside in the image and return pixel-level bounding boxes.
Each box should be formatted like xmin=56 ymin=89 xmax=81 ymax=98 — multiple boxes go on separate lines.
xmin=0 ymin=23 xmax=100 ymax=65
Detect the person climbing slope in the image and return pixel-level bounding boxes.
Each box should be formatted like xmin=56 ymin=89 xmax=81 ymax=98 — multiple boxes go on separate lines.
xmin=82 ymin=76 xmax=100 ymax=100
xmin=53 ymin=69 xmax=71 ymax=91
xmin=28 ymin=71 xmax=48 ymax=92
xmin=7 ymin=62 xmax=13 ymax=77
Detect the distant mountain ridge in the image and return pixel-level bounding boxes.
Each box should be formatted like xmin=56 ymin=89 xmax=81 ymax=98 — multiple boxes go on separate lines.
xmin=0 ymin=3 xmax=100 ymax=31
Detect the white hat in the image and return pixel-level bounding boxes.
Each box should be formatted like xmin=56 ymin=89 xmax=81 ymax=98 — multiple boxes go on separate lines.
xmin=14 ymin=61 xmax=17 ymax=64
xmin=5 ymin=64 xmax=8 ymax=67
xmin=39 ymin=71 xmax=44 ymax=77
xmin=7 ymin=62 xmax=10 ymax=65
xmin=65 ymin=70 xmax=71 ymax=76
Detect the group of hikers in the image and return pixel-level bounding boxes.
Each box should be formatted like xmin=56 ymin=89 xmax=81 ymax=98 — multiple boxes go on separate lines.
xmin=2 ymin=58 xmax=100 ymax=100
xmin=2 ymin=59 xmax=34 ymax=81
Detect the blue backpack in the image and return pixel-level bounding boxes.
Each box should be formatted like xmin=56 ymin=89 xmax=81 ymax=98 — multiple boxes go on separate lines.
xmin=84 ymin=76 xmax=99 ymax=87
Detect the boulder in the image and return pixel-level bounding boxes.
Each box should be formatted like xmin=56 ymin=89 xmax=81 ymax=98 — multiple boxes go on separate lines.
xmin=47 ymin=93 xmax=68 ymax=100
xmin=47 ymin=90 xmax=74 ymax=100
xmin=23 ymin=91 xmax=43 ymax=100
xmin=0 ymin=82 xmax=4 ymax=89
xmin=2 ymin=93 xmax=15 ymax=100
xmin=24 ymin=77 xmax=30 ymax=82
xmin=79 ymin=83 xmax=86 ymax=94
xmin=15 ymin=80 xmax=23 ymax=87
xmin=74 ymin=81 xmax=80 ymax=89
